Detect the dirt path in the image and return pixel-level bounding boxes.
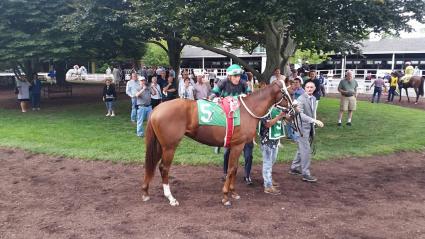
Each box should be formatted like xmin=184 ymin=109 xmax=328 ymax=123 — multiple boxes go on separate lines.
xmin=1 ymin=148 xmax=424 ymax=239
xmin=0 ymin=85 xmax=109 ymax=110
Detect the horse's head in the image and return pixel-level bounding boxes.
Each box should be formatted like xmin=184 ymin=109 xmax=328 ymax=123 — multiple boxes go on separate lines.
xmin=272 ymin=80 xmax=297 ymax=117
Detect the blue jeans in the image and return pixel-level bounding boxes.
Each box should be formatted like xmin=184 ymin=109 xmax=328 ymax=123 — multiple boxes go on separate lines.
xmin=372 ymin=87 xmax=382 ymax=103
xmin=387 ymin=86 xmax=396 ymax=102
xmin=31 ymin=93 xmax=41 ymax=108
xmin=136 ymin=105 xmax=152 ymax=136
xmin=223 ymin=142 xmax=254 ymax=178
xmin=105 ymin=101 xmax=114 ymax=112
xmin=261 ymin=144 xmax=279 ymax=188
xmin=285 ymin=123 xmax=295 ymax=140
xmin=130 ymin=98 xmax=137 ymax=122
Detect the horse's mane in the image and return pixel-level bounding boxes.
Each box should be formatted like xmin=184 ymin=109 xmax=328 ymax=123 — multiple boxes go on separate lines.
xmin=249 ymin=81 xmax=280 ymax=98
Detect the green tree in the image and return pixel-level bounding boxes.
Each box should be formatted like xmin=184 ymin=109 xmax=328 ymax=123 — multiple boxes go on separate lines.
xmin=62 ymin=0 xmax=146 ymax=66
xmin=128 ymin=0 xmax=197 ymax=73
xmin=0 ymin=0 xmax=78 ymax=82
xmin=290 ymin=50 xmax=329 ymax=65
xmin=186 ymin=0 xmax=425 ymax=81
xmin=129 ymin=0 xmax=424 ymax=82
xmin=142 ymin=43 xmax=170 ymax=67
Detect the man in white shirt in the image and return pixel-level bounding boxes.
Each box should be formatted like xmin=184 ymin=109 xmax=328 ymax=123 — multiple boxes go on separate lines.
xmin=126 ymin=72 xmax=141 ymax=123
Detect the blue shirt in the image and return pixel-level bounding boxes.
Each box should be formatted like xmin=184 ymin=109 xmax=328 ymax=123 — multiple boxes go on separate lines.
xmin=293 ymin=87 xmax=305 ymax=99
xmin=31 ymin=79 xmax=42 ymax=94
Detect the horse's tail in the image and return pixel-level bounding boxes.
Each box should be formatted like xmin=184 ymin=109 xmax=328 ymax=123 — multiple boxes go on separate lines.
xmin=419 ymin=77 xmax=425 ymax=96
xmin=144 ymin=118 xmax=162 ymax=180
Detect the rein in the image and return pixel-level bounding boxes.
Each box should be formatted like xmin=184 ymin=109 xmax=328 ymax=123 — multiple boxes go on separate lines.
xmin=239 ymin=80 xmax=291 ymax=119
xmin=239 ymin=95 xmax=274 ymax=119
xmin=239 ymin=79 xmax=304 ymax=137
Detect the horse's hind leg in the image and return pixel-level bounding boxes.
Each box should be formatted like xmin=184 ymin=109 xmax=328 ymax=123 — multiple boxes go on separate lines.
xmin=159 ymin=147 xmax=179 ymax=206
xmin=415 ymin=88 xmax=419 ymax=104
xmin=142 ymin=175 xmax=152 ymax=202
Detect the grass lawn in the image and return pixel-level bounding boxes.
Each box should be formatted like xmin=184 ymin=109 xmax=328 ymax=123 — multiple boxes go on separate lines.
xmin=1 ymin=98 xmax=425 ymax=165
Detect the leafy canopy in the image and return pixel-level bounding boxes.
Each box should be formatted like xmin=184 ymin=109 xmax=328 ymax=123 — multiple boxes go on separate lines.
xmin=0 ymin=0 xmax=78 ymax=66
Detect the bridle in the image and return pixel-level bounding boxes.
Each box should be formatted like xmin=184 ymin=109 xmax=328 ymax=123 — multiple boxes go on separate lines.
xmin=239 ymin=79 xmax=303 ymax=135
xmin=240 ymin=80 xmax=295 ymax=118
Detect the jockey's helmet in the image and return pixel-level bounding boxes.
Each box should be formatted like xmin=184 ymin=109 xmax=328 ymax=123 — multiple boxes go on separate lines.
xmin=226 ymin=64 xmax=243 ymax=76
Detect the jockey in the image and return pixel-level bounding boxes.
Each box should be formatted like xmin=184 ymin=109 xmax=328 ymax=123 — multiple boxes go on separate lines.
xmin=401 ymin=62 xmax=414 ymax=84
xmin=210 ymin=64 xmax=251 ymax=98
xmin=210 ymin=64 xmax=254 ymax=185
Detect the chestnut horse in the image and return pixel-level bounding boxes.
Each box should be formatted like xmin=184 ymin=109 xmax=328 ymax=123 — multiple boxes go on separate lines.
xmin=142 ymin=80 xmax=295 ymax=206
xmin=398 ymin=75 xmax=425 ymax=104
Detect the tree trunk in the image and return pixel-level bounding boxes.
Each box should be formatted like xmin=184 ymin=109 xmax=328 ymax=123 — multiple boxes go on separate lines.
xmin=55 ymin=61 xmax=67 ymax=85
xmin=263 ymin=20 xmax=297 ymax=83
xmin=263 ymin=20 xmax=283 ymax=83
xmin=167 ymin=21 xmax=297 ymax=84
xmin=279 ymin=31 xmax=296 ymax=76
xmin=166 ymin=38 xmax=184 ymax=77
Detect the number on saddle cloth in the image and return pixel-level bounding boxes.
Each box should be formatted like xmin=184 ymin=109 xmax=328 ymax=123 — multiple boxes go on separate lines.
xmin=197 ymin=98 xmax=241 ymax=127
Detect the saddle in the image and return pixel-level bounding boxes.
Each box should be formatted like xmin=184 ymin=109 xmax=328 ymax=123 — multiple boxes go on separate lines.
xmin=196 ymin=97 xmax=241 ymax=147
xmin=401 ymin=75 xmax=412 ymax=84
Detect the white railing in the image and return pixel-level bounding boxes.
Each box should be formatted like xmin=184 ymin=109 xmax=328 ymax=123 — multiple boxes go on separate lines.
xmin=182 ymin=68 xmax=227 ymax=80
xmin=317 ymin=68 xmax=424 ymax=80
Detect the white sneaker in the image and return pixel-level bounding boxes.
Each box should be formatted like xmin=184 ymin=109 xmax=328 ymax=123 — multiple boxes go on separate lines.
xmin=37 ymin=108 xmax=40 ymax=111
xmin=105 ymin=112 xmax=111 ymax=116
xmin=111 ymin=112 xmax=115 ymax=117
xmin=32 ymin=108 xmax=36 ymax=111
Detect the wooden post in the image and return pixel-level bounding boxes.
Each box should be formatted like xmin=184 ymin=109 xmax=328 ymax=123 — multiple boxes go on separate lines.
xmin=91 ymin=62 xmax=96 ymax=74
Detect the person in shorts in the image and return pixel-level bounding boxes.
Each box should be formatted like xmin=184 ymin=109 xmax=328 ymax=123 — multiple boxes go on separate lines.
xmin=16 ymin=77 xmax=31 ymax=113
xmin=337 ymin=70 xmax=358 ymax=127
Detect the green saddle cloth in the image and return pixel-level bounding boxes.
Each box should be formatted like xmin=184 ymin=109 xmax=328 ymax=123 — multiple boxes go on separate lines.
xmin=197 ymin=100 xmax=240 ymax=126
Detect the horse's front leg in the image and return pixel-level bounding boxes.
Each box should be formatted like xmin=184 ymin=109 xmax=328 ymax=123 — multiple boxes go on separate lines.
xmin=222 ymin=144 xmax=243 ymax=206
xmin=406 ymin=88 xmax=410 ymax=103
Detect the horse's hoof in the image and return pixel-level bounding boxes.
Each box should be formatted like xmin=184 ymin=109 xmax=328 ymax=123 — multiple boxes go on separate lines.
xmin=142 ymin=195 xmax=150 ymax=202
xmin=169 ymin=199 xmax=179 ymax=206
xmin=231 ymin=194 xmax=241 ymax=200
xmin=222 ymin=200 xmax=232 ymax=206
